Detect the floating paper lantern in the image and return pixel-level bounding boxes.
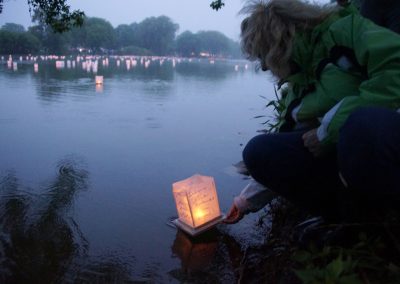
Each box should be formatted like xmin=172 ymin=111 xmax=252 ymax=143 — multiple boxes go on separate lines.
xmin=55 ymin=60 xmax=65 ymax=69
xmin=95 ymin=75 xmax=103 ymax=85
xmin=172 ymin=174 xmax=224 ymax=236
xmin=34 ymin=63 xmax=39 ymax=73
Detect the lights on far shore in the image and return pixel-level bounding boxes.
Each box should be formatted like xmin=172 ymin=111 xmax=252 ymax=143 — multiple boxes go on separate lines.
xmin=2 ymin=55 xmax=253 ymax=77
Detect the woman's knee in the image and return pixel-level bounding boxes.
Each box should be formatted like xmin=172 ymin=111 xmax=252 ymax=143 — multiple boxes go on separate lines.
xmin=242 ymin=132 xmax=308 ymax=186
xmin=243 ymin=134 xmax=268 ymax=170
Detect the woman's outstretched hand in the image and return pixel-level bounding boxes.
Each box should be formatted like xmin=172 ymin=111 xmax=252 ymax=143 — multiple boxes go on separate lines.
xmin=223 ymin=203 xmax=244 ymax=224
xmin=302 ymin=128 xmax=323 ymax=157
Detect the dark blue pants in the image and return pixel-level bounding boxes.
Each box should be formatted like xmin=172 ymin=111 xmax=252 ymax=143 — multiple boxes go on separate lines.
xmin=243 ymin=107 xmax=400 ymax=219
xmin=338 ymin=107 xmax=400 ymax=194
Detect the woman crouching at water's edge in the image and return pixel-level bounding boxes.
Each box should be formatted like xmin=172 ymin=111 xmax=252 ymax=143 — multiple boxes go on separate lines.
xmin=224 ymin=0 xmax=400 ymax=224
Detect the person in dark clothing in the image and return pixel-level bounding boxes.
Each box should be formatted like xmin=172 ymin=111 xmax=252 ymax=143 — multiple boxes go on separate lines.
xmin=224 ymin=0 xmax=400 ymax=224
xmin=338 ymin=0 xmax=400 ymax=33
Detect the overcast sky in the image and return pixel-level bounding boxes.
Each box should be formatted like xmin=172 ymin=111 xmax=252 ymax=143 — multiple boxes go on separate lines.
xmin=0 ymin=0 xmax=330 ymax=40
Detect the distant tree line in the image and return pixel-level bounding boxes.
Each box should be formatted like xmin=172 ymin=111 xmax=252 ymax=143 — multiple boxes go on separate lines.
xmin=0 ymin=16 xmax=241 ymax=58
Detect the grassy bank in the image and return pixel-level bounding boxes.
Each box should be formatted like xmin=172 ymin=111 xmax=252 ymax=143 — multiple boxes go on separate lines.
xmin=239 ymin=199 xmax=400 ymax=283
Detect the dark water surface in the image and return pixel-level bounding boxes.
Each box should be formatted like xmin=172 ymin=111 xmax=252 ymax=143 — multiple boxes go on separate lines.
xmin=0 ymin=57 xmax=275 ymax=282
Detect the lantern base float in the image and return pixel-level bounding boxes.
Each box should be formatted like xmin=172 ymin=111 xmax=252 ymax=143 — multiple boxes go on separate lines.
xmin=172 ymin=214 xmax=226 ymax=237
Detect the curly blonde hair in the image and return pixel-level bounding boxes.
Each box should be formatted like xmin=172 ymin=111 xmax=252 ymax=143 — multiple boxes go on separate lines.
xmin=240 ymin=0 xmax=337 ymax=79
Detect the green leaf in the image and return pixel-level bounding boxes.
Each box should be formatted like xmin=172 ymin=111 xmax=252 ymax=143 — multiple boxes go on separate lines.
xmin=295 ymin=269 xmax=320 ymax=283
xmin=210 ymin=0 xmax=225 ymax=10
xmin=327 ymin=256 xmax=344 ymax=278
xmin=339 ymin=274 xmax=363 ymax=284
xmin=292 ymin=251 xmax=312 ymax=263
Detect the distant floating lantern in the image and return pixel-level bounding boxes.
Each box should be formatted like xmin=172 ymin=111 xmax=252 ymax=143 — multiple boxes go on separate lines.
xmin=34 ymin=63 xmax=39 ymax=73
xmin=126 ymin=60 xmax=131 ymax=70
xmin=12 ymin=62 xmax=18 ymax=71
xmin=172 ymin=174 xmax=225 ymax=236
xmin=92 ymin=61 xmax=98 ymax=73
xmin=55 ymin=60 xmax=65 ymax=69
xmin=7 ymin=60 xmax=12 ymax=69
xmin=95 ymin=75 xmax=104 ymax=85
xmin=86 ymin=61 xmax=91 ymax=73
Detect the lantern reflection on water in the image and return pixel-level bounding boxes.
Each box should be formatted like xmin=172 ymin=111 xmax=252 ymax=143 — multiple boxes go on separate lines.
xmin=172 ymin=174 xmax=225 ymax=236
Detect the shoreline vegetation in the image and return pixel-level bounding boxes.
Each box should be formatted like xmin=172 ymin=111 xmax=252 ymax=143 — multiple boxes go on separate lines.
xmin=0 ymin=17 xmax=242 ymax=58
xmin=235 ymin=198 xmax=400 ymax=283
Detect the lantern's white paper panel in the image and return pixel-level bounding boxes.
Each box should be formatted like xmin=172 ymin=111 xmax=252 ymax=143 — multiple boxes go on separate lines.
xmin=173 ymin=174 xmax=221 ymax=228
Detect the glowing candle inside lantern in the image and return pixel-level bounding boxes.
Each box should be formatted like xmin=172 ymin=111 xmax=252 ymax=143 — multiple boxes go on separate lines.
xmin=172 ymin=174 xmax=225 ymax=236
xmin=194 ymin=209 xmax=205 ymax=220
xmin=95 ymin=75 xmax=104 ymax=85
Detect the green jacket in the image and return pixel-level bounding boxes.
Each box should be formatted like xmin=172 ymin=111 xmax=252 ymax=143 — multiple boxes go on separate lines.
xmin=281 ymin=5 xmax=400 ymax=148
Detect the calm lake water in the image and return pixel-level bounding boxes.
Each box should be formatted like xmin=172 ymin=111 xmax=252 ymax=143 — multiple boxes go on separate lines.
xmin=0 ymin=57 xmax=275 ymax=283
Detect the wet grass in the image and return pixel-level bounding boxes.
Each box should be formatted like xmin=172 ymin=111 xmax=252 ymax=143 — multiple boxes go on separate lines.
xmin=241 ymin=199 xmax=400 ymax=284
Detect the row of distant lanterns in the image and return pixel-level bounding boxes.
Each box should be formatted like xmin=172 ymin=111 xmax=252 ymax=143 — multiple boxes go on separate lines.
xmin=3 ymin=55 xmax=249 ymax=72
xmin=3 ymin=55 xmax=250 ymax=88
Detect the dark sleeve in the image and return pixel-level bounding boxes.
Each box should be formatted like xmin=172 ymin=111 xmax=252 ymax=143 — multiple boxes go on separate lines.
xmin=361 ymin=0 xmax=400 ymax=34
